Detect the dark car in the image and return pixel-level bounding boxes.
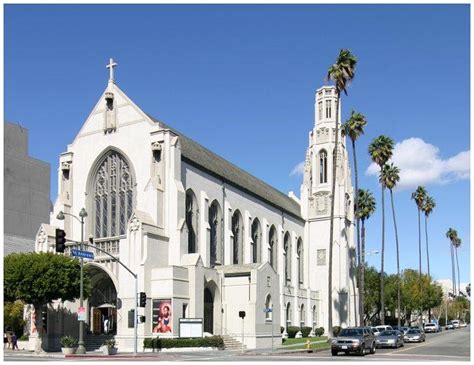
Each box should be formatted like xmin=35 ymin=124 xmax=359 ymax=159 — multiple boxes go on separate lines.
xmin=331 ymin=327 xmax=376 ymax=356
xmin=375 ymin=330 xmax=404 ymax=348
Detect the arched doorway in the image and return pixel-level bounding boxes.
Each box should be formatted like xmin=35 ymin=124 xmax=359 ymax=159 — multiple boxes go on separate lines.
xmin=86 ymin=264 xmax=118 ymax=335
xmin=204 ymin=288 xmax=214 ymax=334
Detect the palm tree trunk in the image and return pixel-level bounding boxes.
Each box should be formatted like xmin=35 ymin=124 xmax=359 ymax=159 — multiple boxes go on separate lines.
xmin=418 ymin=208 xmax=422 ymax=275
xmin=450 ymin=242 xmax=456 ymax=296
xmin=351 ymin=139 xmax=362 ymax=327
xmin=380 ymin=182 xmax=385 ymax=325
xmin=389 ymin=189 xmax=401 ymax=328
xmin=425 ymin=215 xmax=431 ymax=321
xmin=455 ymin=246 xmax=461 ymax=295
xmin=360 ymin=219 xmax=366 ymax=326
xmin=327 ymin=93 xmax=340 ymax=337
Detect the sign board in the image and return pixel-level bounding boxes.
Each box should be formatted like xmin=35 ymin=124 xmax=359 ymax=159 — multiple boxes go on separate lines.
xmin=71 ymin=249 xmax=94 ymax=260
xmin=264 ymin=308 xmax=273 ymax=313
xmin=179 ymin=318 xmax=203 ymax=338
xmin=77 ymin=306 xmax=86 ymax=321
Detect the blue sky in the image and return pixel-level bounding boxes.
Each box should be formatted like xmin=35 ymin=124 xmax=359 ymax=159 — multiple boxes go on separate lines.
xmin=5 ymin=4 xmax=470 ymax=284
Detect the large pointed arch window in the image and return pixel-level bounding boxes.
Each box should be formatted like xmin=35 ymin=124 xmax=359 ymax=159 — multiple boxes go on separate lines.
xmin=209 ymin=200 xmax=222 ymax=267
xmin=94 ymin=151 xmax=134 ymax=238
xmin=284 ymin=232 xmax=291 ymax=284
xmin=269 ymin=225 xmax=277 ymax=270
xmin=232 ymin=210 xmax=243 ymax=265
xmin=251 ymin=218 xmax=261 ymax=264
xmin=297 ymin=238 xmax=303 ymax=285
xmin=319 ymin=150 xmax=328 ymax=184
xmin=186 ymin=190 xmax=198 ymax=254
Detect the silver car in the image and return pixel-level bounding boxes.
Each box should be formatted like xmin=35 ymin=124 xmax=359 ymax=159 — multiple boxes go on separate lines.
xmin=404 ymin=329 xmax=426 ymax=343
xmin=376 ymin=330 xmax=404 ymax=348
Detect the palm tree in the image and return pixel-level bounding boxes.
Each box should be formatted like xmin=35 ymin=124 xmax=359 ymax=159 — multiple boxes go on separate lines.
xmin=368 ymin=135 xmax=394 ymax=325
xmin=421 ymin=196 xmax=436 ymax=278
xmin=454 ymin=237 xmax=462 ymax=295
xmin=341 ymin=110 xmax=367 ymax=326
xmin=411 ymin=186 xmax=427 ymax=275
xmin=421 ymin=195 xmax=435 ymax=321
xmin=326 ymin=49 xmax=357 ymax=336
xmin=379 ymin=163 xmax=401 ymax=327
xmin=446 ymin=228 xmax=458 ymax=296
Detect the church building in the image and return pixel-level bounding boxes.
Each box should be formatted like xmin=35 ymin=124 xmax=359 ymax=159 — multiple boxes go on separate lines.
xmin=33 ymin=59 xmax=358 ymax=351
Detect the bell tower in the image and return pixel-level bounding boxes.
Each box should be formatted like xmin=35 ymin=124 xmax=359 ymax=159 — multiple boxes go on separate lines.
xmin=300 ymin=85 xmax=357 ymax=330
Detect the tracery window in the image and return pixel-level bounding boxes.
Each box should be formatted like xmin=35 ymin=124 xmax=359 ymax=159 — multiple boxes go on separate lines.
xmin=284 ymin=232 xmax=291 ymax=283
xmin=251 ymin=218 xmax=261 ymax=264
xmin=325 ymin=100 xmax=332 ymax=118
xmin=186 ymin=190 xmax=198 ymax=254
xmin=94 ymin=151 xmax=134 ymax=238
xmin=269 ymin=225 xmax=277 ymax=270
xmin=319 ymin=150 xmax=328 ymax=184
xmin=232 ymin=210 xmax=243 ymax=265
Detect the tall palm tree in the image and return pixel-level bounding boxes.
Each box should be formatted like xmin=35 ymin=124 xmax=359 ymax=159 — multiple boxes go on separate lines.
xmin=454 ymin=237 xmax=462 ymax=296
xmin=368 ymin=135 xmax=394 ymax=325
xmin=341 ymin=110 xmax=367 ymax=326
xmin=379 ymin=163 xmax=401 ymax=327
xmin=421 ymin=196 xmax=435 ymax=278
xmin=356 ymin=189 xmax=376 ymax=325
xmin=411 ymin=186 xmax=427 ymax=275
xmin=446 ymin=228 xmax=458 ymax=296
xmin=326 ymin=49 xmax=357 ymax=336
xmin=421 ymin=195 xmax=435 ymax=321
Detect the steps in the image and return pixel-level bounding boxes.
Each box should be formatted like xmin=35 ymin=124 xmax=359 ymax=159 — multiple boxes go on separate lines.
xmin=222 ymin=335 xmax=246 ymax=351
xmin=84 ymin=334 xmax=115 ymax=351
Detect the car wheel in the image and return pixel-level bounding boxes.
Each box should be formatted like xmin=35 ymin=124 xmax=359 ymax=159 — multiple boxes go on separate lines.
xmin=359 ymin=344 xmax=365 ymax=356
xmin=370 ymin=343 xmax=376 ymax=354
xmin=401 ymin=342 xmax=404 ymax=347
xmin=331 ymin=350 xmax=338 ymax=356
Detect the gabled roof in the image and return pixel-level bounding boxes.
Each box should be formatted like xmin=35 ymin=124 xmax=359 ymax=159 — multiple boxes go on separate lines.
xmin=147 ymin=114 xmax=302 ymax=221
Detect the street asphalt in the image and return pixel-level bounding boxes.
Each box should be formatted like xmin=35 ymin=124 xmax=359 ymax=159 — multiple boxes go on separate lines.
xmin=4 ymin=326 xmax=470 ymax=361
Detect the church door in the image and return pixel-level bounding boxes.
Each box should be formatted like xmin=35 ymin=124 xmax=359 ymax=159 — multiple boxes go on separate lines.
xmin=204 ymin=288 xmax=214 ymax=334
xmin=93 ymin=309 xmax=102 ymax=335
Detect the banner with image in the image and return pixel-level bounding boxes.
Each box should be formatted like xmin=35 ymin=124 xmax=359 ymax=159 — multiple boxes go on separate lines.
xmin=152 ymin=299 xmax=172 ymax=333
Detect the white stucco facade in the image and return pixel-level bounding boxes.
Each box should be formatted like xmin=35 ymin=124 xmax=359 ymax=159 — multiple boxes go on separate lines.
xmin=33 ymin=68 xmax=357 ymax=351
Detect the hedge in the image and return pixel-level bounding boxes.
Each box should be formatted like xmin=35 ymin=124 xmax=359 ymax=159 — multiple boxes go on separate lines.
xmin=314 ymin=327 xmax=325 ymax=337
xmin=287 ymin=326 xmax=301 ymax=338
xmin=143 ymin=336 xmax=224 ymax=350
xmin=332 ymin=326 xmax=342 ymax=337
xmin=301 ymin=326 xmax=312 ymax=338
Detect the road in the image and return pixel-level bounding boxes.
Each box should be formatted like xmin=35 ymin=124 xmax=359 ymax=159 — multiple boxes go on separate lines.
xmin=4 ymin=326 xmax=470 ymax=361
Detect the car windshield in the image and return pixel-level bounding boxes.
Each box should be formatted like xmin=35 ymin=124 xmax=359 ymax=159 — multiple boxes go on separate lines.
xmin=407 ymin=330 xmax=420 ymax=334
xmin=381 ymin=331 xmax=397 ymax=336
xmin=425 ymin=324 xmax=435 ymax=327
xmin=339 ymin=329 xmax=363 ymax=337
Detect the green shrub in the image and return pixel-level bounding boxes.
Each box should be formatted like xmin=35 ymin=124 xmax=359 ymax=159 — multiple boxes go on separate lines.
xmin=143 ymin=336 xmax=224 ymax=350
xmin=301 ymin=326 xmax=312 ymax=338
xmin=332 ymin=326 xmax=342 ymax=337
xmin=60 ymin=336 xmax=77 ymax=348
xmin=314 ymin=327 xmax=325 ymax=337
xmin=103 ymin=339 xmax=116 ymax=348
xmin=287 ymin=326 xmax=300 ymax=339
xmin=18 ymin=334 xmax=29 ymax=341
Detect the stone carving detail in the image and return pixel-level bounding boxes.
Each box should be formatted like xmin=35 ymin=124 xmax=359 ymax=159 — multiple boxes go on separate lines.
xmin=315 ymin=191 xmax=330 ymax=216
xmin=61 ymin=162 xmax=71 ymax=171
xmin=317 ymin=249 xmax=326 ymax=266
xmin=129 ymin=215 xmax=141 ymax=232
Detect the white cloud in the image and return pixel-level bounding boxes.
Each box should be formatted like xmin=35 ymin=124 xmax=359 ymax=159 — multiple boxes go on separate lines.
xmin=366 ymin=138 xmax=470 ymax=190
xmin=290 ymin=161 xmax=305 ymax=176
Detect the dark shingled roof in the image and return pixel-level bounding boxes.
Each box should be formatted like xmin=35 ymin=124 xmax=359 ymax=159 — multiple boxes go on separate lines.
xmin=147 ymin=114 xmax=302 ymax=221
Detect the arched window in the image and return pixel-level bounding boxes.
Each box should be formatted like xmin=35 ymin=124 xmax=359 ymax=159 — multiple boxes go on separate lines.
xmin=300 ymin=304 xmax=305 ymax=327
xmin=286 ymin=302 xmax=291 ymax=329
xmin=297 ymin=238 xmax=303 ymax=285
xmin=268 ymin=225 xmax=277 ymax=270
xmin=209 ymin=200 xmax=222 ymax=267
xmin=284 ymin=232 xmax=291 ymax=284
xmin=312 ymin=305 xmax=317 ymax=328
xmin=186 ymin=190 xmax=198 ymax=254
xmin=265 ymin=295 xmax=272 ymax=321
xmin=93 ymin=151 xmax=134 ymax=238
xmin=232 ymin=210 xmax=243 ymax=264
xmin=251 ymin=218 xmax=261 ymax=264
xmin=319 ymin=150 xmax=327 ymax=184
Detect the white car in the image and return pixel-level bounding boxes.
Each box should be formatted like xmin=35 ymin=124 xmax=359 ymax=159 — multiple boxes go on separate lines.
xmin=376 ymin=325 xmax=393 ymax=333
xmin=424 ymin=323 xmax=439 ymax=333
xmin=371 ymin=327 xmax=381 ymax=336
xmin=452 ymin=320 xmax=460 ymax=329
xmin=460 ymin=322 xmax=467 ymax=328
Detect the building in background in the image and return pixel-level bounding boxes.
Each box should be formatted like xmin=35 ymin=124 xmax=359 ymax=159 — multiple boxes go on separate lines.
xmin=4 ymin=121 xmax=51 ymax=255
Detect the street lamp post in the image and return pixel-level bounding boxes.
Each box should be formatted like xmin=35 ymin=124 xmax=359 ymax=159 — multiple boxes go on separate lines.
xmin=57 ymin=208 xmax=88 ymax=354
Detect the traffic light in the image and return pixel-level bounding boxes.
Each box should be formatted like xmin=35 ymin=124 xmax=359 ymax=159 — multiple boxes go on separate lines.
xmin=139 ymin=292 xmax=147 ymax=307
xmin=55 ymin=228 xmax=66 ymax=253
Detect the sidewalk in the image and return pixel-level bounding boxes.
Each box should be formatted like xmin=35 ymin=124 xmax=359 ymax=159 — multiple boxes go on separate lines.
xmin=244 ymin=339 xmax=330 ymax=356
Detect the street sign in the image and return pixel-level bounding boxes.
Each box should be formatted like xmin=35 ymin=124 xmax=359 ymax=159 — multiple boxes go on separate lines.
xmin=264 ymin=308 xmax=273 ymax=313
xmin=71 ymin=249 xmax=94 ymax=260
xmin=77 ymin=306 xmax=86 ymax=321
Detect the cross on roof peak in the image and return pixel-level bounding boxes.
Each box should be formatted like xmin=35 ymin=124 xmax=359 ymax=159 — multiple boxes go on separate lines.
xmin=106 ymin=58 xmax=117 ymax=83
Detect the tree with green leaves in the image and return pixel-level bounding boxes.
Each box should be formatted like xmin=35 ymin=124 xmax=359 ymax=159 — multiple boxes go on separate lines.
xmin=446 ymin=228 xmax=458 ymax=296
xmin=368 ymin=135 xmax=394 ymax=325
xmin=4 ymin=300 xmax=26 ymax=337
xmin=363 ymin=265 xmax=381 ymax=325
xmin=411 ymin=186 xmax=427 ymax=275
xmin=341 ymin=110 xmax=367 ymax=326
xmin=356 ymin=188 xmax=376 ymax=325
xmin=379 ymin=162 xmax=401 ymax=327
xmin=326 ymin=48 xmax=357 ymax=335
xmin=4 ymin=252 xmax=90 ymax=353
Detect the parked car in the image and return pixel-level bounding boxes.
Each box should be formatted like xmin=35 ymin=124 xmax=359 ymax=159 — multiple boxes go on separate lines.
xmin=375 ymin=330 xmax=404 ymax=348
xmin=400 ymin=326 xmax=410 ymax=334
xmin=376 ymin=325 xmax=393 ymax=333
xmin=446 ymin=322 xmax=454 ymax=330
xmin=403 ymin=329 xmax=426 ymax=343
xmin=370 ymin=327 xmax=381 ymax=337
xmin=424 ymin=323 xmax=439 ymax=333
xmin=452 ymin=320 xmax=460 ymax=328
xmin=459 ymin=321 xmax=467 ymax=328
xmin=331 ymin=327 xmax=376 ymax=356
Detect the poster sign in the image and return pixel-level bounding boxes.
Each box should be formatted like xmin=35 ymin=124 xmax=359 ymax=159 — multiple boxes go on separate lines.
xmin=78 ymin=306 xmax=86 ymax=321
xmin=152 ymin=299 xmax=172 ymax=333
